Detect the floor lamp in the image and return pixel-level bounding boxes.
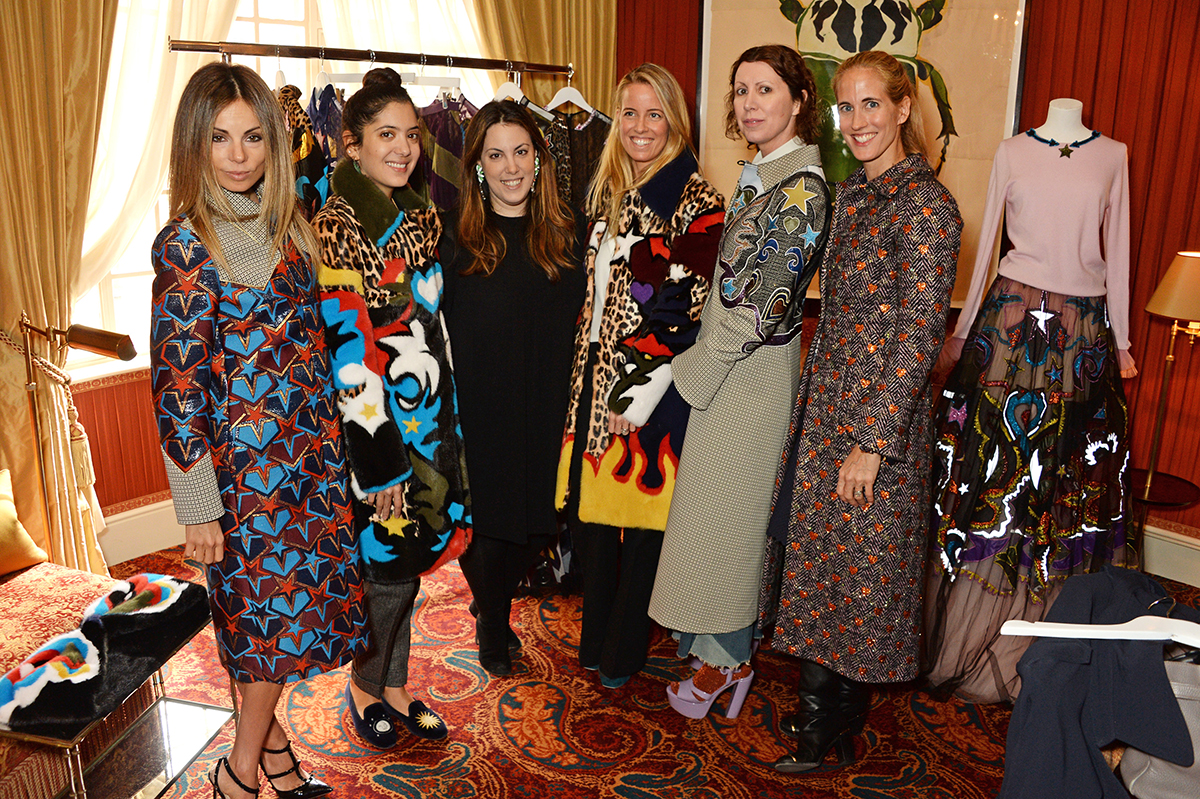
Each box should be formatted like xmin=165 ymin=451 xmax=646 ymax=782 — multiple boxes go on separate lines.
xmin=1142 ymin=252 xmax=1200 ymax=496
xmin=19 ymin=311 xmax=136 ymax=562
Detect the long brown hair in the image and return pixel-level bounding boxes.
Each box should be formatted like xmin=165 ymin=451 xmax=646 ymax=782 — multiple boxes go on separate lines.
xmin=168 ymin=62 xmax=317 ymax=270
xmin=724 ymin=44 xmax=824 ymax=147
xmin=834 ymin=50 xmax=926 ymax=157
xmin=456 ymin=101 xmax=574 ymax=281
xmin=585 ymin=64 xmax=694 ymax=226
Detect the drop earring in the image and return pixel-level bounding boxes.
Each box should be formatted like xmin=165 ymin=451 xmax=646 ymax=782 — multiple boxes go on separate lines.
xmin=530 ymin=154 xmax=540 ymax=195
xmin=475 ymin=163 xmax=487 ymax=199
xmin=353 ymin=159 xmax=362 ymax=174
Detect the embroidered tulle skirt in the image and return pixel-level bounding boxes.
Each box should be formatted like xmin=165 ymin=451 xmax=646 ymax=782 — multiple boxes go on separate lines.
xmin=923 ymin=275 xmax=1129 ymax=702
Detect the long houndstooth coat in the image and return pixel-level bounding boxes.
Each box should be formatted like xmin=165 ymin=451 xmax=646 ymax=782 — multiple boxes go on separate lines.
xmin=650 ymin=143 xmax=831 ymax=636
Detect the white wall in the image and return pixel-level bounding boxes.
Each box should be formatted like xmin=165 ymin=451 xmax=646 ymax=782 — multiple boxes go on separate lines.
xmin=98 ymin=500 xmax=186 ymax=567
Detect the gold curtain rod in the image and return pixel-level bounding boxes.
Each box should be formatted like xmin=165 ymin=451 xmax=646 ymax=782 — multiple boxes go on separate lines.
xmin=168 ymin=38 xmax=573 ymax=77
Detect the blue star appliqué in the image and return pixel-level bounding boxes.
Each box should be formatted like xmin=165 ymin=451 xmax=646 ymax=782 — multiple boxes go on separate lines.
xmin=798 ymin=224 xmax=821 ymax=249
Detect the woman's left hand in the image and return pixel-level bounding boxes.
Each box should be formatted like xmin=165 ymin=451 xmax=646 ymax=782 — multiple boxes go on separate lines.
xmin=365 ymin=484 xmax=405 ymax=521
xmin=838 ymin=445 xmax=882 ymax=508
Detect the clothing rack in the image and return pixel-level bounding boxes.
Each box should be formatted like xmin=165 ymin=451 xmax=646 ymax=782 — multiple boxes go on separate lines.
xmin=168 ymin=38 xmax=573 ymax=83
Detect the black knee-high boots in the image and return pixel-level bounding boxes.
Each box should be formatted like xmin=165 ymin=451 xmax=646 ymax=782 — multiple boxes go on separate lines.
xmin=774 ymin=659 xmax=871 ymax=773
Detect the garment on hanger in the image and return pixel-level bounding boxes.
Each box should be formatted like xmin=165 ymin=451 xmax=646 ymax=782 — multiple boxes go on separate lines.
xmin=999 ymin=567 xmax=1198 ymax=799
xmin=420 ymin=95 xmax=478 ymax=212
xmin=535 ymin=113 xmax=572 ymax=206
xmin=306 ymin=83 xmax=342 ymax=220
xmin=552 ymin=108 xmax=610 ymax=212
xmin=276 ymin=84 xmax=328 ymax=220
xmin=307 ymin=82 xmax=344 ymax=173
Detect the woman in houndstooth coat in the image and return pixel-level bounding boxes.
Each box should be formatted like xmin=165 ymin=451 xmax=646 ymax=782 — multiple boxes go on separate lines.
xmin=648 ymin=45 xmax=831 ymax=720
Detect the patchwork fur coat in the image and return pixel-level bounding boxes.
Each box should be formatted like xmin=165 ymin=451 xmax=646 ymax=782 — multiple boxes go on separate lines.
xmin=555 ymin=151 xmax=725 ymax=531
xmin=315 ymin=160 xmax=471 ymax=582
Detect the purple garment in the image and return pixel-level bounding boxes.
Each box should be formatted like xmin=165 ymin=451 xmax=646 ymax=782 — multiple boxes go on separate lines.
xmin=420 ymin=97 xmax=477 ymax=212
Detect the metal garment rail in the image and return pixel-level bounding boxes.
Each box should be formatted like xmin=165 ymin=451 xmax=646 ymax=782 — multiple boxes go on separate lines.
xmin=167 ymin=38 xmax=572 ymax=78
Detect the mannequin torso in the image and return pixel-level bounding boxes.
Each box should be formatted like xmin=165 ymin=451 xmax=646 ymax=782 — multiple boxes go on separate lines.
xmin=1034 ymin=98 xmax=1092 ymax=144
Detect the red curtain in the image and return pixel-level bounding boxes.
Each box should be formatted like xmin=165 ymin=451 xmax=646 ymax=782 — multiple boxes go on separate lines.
xmin=1019 ymin=0 xmax=1200 ymax=525
xmin=72 ymin=371 xmax=169 ymax=514
xmin=615 ymin=0 xmax=703 ymax=140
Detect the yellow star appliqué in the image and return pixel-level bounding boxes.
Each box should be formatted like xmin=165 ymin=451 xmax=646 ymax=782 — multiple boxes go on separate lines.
xmin=416 ymin=710 xmax=441 ymax=730
xmin=781 ymin=181 xmax=818 ymax=212
xmin=360 ymin=403 xmax=379 ymax=420
xmin=403 ymin=416 xmax=421 ymax=433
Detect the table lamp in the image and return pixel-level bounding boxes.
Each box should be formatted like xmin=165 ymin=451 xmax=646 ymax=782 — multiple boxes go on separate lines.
xmin=1142 ymin=251 xmax=1200 ymax=499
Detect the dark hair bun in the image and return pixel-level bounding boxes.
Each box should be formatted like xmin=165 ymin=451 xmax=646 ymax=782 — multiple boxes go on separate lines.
xmin=362 ymin=67 xmax=405 ymax=91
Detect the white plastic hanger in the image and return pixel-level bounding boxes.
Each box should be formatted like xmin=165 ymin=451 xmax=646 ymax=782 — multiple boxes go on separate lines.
xmin=274 ymin=48 xmax=287 ymax=91
xmin=1000 ymin=615 xmax=1200 ymax=647
xmin=493 ymin=80 xmax=525 ymax=103
xmin=494 ymin=79 xmax=554 ymax=123
xmin=399 ymin=72 xmax=461 ymax=91
xmin=314 ymin=45 xmax=332 ymax=92
xmin=547 ymin=86 xmax=593 ymax=114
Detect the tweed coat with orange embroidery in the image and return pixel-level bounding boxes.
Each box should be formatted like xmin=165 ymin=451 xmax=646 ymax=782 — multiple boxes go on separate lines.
xmin=760 ymin=153 xmax=961 ymax=683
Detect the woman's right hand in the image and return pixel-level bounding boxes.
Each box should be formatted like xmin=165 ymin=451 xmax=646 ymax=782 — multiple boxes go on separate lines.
xmin=184 ymin=521 xmax=224 ymax=564
xmin=932 ymin=337 xmax=965 ymax=382
xmin=608 ymin=411 xmax=639 ymax=436
xmin=365 ymin=484 xmax=405 ymax=521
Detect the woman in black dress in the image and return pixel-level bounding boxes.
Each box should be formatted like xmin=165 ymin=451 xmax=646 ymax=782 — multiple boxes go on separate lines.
xmin=440 ymin=101 xmax=586 ymax=676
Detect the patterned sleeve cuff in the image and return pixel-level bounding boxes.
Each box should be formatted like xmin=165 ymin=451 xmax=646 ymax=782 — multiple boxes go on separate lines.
xmin=163 ymin=452 xmax=225 ymax=525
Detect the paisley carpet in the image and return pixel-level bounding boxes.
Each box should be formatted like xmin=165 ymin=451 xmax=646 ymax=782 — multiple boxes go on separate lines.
xmin=112 ymin=547 xmax=1193 ymax=799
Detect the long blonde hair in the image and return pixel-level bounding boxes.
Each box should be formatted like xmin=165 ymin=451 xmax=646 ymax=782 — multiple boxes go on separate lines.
xmin=585 ymin=64 xmax=694 ymax=226
xmin=834 ymin=51 xmax=927 ymax=158
xmin=169 ymin=62 xmax=319 ymax=270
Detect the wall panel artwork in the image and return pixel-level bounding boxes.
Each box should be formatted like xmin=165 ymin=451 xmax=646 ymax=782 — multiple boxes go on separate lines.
xmin=700 ymin=0 xmax=1027 ymax=301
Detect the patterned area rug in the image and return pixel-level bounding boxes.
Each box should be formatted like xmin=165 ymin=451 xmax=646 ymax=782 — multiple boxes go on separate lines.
xmin=115 ymin=550 xmax=1200 ymax=798
xmin=114 ymin=546 xmax=1012 ymax=798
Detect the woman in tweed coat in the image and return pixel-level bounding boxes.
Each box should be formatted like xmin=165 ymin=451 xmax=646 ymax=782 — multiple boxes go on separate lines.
xmin=648 ymin=45 xmax=831 ymax=721
xmin=759 ymin=51 xmax=961 ymax=773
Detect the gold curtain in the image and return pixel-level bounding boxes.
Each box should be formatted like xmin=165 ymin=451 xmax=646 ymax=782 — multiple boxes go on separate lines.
xmin=470 ymin=0 xmax=617 ymax=112
xmin=0 ymin=0 xmax=119 ymax=574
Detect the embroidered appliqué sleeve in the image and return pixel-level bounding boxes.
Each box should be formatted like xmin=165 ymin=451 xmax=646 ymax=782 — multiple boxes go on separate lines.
xmin=608 ymin=208 xmax=724 ymax=420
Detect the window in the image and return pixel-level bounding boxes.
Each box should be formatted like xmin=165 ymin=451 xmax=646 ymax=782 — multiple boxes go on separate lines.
xmin=70 ymin=0 xmax=314 ymax=375
xmin=72 ymin=0 xmax=492 ymax=376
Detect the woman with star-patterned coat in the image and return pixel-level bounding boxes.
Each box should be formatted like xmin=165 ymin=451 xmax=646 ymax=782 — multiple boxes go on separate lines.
xmin=649 ymin=45 xmax=832 ymax=722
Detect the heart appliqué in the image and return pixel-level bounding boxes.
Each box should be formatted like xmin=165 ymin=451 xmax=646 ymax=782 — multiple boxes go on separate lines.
xmin=630 ymin=281 xmax=654 ymax=305
xmin=782 ymin=216 xmax=801 ymax=235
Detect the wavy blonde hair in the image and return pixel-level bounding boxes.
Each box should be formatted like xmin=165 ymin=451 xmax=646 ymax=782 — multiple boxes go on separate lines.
xmin=169 ymin=62 xmax=318 ymax=270
xmin=585 ymin=63 xmax=694 ymax=226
